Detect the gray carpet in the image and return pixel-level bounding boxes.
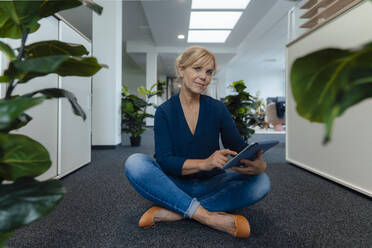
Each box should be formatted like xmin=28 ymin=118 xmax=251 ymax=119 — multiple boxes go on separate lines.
xmin=7 ymin=129 xmax=372 ymax=248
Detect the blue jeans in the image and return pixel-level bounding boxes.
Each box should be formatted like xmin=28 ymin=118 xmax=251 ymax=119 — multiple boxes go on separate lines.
xmin=124 ymin=153 xmax=270 ymax=218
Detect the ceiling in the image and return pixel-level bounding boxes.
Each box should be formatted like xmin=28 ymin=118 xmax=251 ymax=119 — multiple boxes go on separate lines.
xmin=123 ymin=0 xmax=299 ymax=77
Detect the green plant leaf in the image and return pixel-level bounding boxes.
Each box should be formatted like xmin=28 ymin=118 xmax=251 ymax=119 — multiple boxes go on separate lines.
xmin=149 ymin=83 xmax=157 ymax=91
xmin=122 ymin=101 xmax=134 ymax=113
xmin=0 ymin=231 xmax=13 ymax=247
xmin=0 ymin=8 xmax=8 ymax=27
xmin=21 ymin=40 xmax=89 ymax=58
xmin=5 ymin=55 xmax=106 ymax=83
xmin=0 ymin=17 xmax=40 ymax=39
xmin=230 ymin=80 xmax=246 ymax=93
xmin=0 ymin=75 xmax=11 ymax=83
xmin=39 ymin=0 xmax=81 ymax=18
xmin=137 ymin=86 xmax=148 ymax=96
xmin=1 ymin=113 xmax=32 ymax=133
xmin=0 ymin=41 xmax=16 ymax=61
xmin=224 ymin=80 xmax=257 ymax=140
xmin=0 ymin=0 xmax=103 ymax=39
xmin=40 ymin=0 xmax=103 ymax=17
xmin=0 ymin=133 xmax=51 ymax=181
xmin=290 ymin=42 xmax=372 ymax=144
xmin=122 ymin=84 xmax=130 ymax=96
xmin=0 ymin=1 xmax=40 ymax=29
xmin=0 ymin=178 xmax=65 ymax=232
xmin=0 ymin=96 xmax=44 ymax=132
xmin=0 ymin=1 xmax=41 ymax=39
xmin=23 ymin=88 xmax=86 ymax=120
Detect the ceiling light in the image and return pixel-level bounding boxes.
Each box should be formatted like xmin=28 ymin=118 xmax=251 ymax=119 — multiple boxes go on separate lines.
xmin=192 ymin=0 xmax=251 ymax=9
xmin=187 ymin=30 xmax=231 ymax=43
xmin=177 ymin=34 xmax=185 ymax=39
xmin=189 ymin=12 xmax=242 ymax=29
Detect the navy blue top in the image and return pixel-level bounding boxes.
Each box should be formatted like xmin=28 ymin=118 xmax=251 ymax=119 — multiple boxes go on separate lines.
xmin=154 ymin=94 xmax=247 ymax=179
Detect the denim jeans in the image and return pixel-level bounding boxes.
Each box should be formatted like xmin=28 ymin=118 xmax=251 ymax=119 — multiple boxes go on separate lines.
xmin=124 ymin=153 xmax=270 ymax=218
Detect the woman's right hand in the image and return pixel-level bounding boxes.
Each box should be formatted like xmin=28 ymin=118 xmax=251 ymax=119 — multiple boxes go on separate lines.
xmin=201 ymin=149 xmax=237 ymax=171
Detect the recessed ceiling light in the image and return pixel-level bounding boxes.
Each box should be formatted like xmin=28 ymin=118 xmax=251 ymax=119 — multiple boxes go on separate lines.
xmin=177 ymin=34 xmax=185 ymax=39
xmin=192 ymin=0 xmax=251 ymax=9
xmin=189 ymin=12 xmax=242 ymax=29
xmin=187 ymin=30 xmax=231 ymax=43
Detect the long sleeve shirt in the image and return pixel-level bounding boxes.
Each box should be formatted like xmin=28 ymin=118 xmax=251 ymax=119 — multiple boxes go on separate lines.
xmin=154 ymin=93 xmax=247 ymax=179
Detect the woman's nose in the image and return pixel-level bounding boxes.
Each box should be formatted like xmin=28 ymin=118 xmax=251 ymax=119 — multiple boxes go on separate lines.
xmin=199 ymin=71 xmax=207 ymax=80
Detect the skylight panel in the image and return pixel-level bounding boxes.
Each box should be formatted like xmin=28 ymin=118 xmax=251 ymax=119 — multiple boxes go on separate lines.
xmin=189 ymin=11 xmax=242 ymax=29
xmin=192 ymin=0 xmax=251 ymax=9
xmin=187 ymin=30 xmax=231 ymax=43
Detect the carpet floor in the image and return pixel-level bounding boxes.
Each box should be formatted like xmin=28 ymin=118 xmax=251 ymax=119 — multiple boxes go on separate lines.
xmin=7 ymin=129 xmax=372 ymax=248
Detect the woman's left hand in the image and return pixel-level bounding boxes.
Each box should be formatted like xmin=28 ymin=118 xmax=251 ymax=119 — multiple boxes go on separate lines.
xmin=232 ymin=150 xmax=267 ymax=175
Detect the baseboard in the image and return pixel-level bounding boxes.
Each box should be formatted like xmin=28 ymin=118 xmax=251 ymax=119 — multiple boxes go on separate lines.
xmin=286 ymin=157 xmax=372 ymax=198
xmin=92 ymin=144 xmax=121 ymax=150
xmin=56 ymin=161 xmax=91 ymax=179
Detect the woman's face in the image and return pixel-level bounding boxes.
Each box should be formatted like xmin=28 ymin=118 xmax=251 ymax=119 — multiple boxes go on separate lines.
xmin=179 ymin=60 xmax=214 ymax=94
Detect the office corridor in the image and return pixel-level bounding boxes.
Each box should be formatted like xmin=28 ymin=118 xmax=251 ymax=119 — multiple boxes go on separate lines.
xmin=7 ymin=129 xmax=372 ymax=248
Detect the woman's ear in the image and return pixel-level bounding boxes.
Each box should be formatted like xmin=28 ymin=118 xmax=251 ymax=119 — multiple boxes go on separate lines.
xmin=178 ymin=66 xmax=184 ymax=78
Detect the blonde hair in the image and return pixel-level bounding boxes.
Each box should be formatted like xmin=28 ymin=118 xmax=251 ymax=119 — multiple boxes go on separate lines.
xmin=175 ymin=46 xmax=217 ymax=80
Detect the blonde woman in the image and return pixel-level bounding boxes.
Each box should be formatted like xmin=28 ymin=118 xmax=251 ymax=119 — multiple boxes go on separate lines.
xmin=125 ymin=46 xmax=270 ymax=238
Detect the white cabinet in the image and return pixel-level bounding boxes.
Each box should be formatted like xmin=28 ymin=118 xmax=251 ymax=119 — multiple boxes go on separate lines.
xmin=12 ymin=17 xmax=60 ymax=180
xmin=0 ymin=17 xmax=92 ymax=180
xmin=58 ymin=21 xmax=92 ymax=177
xmin=286 ymin=1 xmax=372 ymax=197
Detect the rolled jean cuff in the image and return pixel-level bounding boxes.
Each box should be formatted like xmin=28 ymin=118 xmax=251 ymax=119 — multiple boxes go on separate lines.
xmin=185 ymin=198 xmax=200 ymax=218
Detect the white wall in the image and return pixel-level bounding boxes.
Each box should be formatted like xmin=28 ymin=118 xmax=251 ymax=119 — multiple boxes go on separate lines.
xmin=92 ymin=0 xmax=122 ymax=146
xmin=286 ymin=1 xmax=372 ymax=197
xmin=216 ymin=62 xmax=285 ymax=101
xmin=145 ymin=52 xmax=157 ymax=126
xmin=122 ymin=44 xmax=146 ymax=96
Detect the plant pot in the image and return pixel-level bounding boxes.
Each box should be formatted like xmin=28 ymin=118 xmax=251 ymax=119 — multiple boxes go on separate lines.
xmin=130 ymin=136 xmax=141 ymax=146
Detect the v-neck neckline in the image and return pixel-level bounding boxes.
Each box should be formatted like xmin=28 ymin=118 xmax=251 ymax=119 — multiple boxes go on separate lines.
xmin=177 ymin=94 xmax=202 ymax=138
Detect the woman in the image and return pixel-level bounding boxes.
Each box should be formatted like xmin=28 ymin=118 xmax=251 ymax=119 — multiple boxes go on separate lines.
xmin=125 ymin=46 xmax=270 ymax=238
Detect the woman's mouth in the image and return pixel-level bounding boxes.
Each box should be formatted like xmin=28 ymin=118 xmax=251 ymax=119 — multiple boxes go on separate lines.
xmin=195 ymin=82 xmax=204 ymax=87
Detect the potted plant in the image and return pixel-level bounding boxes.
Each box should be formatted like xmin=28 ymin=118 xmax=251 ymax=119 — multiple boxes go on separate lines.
xmin=156 ymin=79 xmax=166 ymax=97
xmin=0 ymin=1 xmax=105 ymax=247
xmin=248 ymin=91 xmax=268 ymax=129
xmin=121 ymin=83 xmax=160 ymax=146
xmin=223 ymin=80 xmax=258 ymax=141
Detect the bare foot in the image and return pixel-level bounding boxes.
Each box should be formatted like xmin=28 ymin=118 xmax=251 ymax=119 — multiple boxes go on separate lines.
xmin=192 ymin=207 xmax=237 ymax=236
xmin=207 ymin=212 xmax=236 ymax=236
xmin=153 ymin=208 xmax=183 ymax=223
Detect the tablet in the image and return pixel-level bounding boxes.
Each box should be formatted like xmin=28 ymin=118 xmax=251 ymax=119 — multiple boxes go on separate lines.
xmin=222 ymin=140 xmax=279 ymax=170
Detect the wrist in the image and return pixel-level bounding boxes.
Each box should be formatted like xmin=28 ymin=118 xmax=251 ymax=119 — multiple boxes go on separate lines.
xmin=199 ymin=159 xmax=208 ymax=171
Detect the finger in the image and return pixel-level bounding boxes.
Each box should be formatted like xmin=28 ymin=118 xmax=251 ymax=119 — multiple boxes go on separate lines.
xmin=216 ymin=161 xmax=224 ymax=169
xmin=217 ymin=158 xmax=227 ymax=165
xmin=216 ymin=153 xmax=228 ymax=161
xmin=220 ymin=149 xmax=238 ymax=156
xmin=220 ymin=156 xmax=228 ymax=163
xmin=257 ymin=149 xmax=264 ymax=159
xmin=240 ymin=159 xmax=254 ymax=166
xmin=232 ymin=166 xmax=255 ymax=174
xmin=240 ymin=163 xmax=256 ymax=169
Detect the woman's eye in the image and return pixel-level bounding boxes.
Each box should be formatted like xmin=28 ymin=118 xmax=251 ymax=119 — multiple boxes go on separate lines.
xmin=193 ymin=67 xmax=201 ymax=71
xmin=206 ymin=71 xmax=213 ymax=76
